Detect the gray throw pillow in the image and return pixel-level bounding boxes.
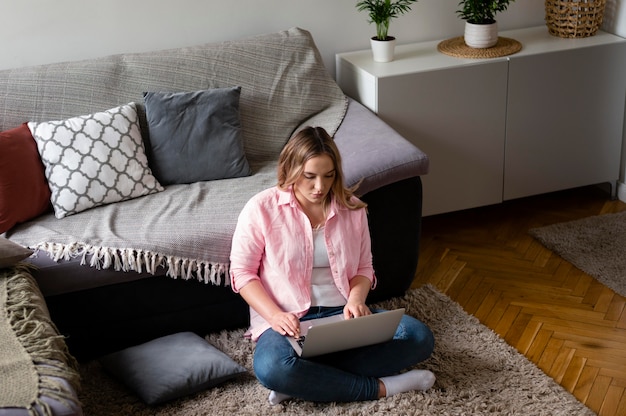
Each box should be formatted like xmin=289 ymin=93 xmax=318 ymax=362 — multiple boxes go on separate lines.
xmin=143 ymin=87 xmax=252 ymax=185
xmin=0 ymin=237 xmax=33 ymax=268
xmin=99 ymin=332 xmax=247 ymax=405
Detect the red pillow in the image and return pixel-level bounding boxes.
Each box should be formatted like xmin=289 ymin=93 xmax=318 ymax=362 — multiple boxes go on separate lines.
xmin=0 ymin=123 xmax=52 ymax=233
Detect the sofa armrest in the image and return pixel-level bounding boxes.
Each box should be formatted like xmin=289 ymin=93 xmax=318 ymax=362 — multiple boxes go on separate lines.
xmin=334 ymin=98 xmax=429 ymax=196
xmin=362 ymin=176 xmax=423 ymax=303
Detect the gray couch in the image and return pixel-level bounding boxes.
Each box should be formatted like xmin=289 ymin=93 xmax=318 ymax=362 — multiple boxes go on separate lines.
xmin=0 ymin=28 xmax=428 ymax=364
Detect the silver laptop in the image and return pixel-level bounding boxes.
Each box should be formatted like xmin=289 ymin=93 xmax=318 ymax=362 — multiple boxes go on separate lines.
xmin=287 ymin=308 xmax=405 ymax=358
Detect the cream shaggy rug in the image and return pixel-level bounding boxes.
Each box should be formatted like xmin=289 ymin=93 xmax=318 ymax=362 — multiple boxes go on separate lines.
xmin=530 ymin=210 xmax=626 ymax=298
xmin=77 ymin=285 xmax=592 ymax=415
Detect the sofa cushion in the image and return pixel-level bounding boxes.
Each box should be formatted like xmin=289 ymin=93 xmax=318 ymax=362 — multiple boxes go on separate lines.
xmin=0 ymin=238 xmax=32 ymax=268
xmin=99 ymin=331 xmax=247 ymax=405
xmin=27 ymin=103 xmax=164 ymax=219
xmin=144 ymin=86 xmax=251 ymax=185
xmin=0 ymin=124 xmax=51 ymax=234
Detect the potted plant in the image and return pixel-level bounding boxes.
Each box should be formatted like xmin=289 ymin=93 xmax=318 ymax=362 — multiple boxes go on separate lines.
xmin=456 ymin=0 xmax=515 ymax=48
xmin=356 ymin=0 xmax=418 ymax=62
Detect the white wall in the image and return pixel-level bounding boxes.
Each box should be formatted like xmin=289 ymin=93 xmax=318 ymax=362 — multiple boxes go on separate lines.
xmin=1 ymin=0 xmax=625 ymax=200
xmin=0 ymin=0 xmax=548 ymax=73
xmin=604 ymin=0 xmax=626 ymax=36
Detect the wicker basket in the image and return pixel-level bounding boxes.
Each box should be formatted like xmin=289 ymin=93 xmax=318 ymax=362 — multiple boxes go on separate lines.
xmin=545 ymin=0 xmax=606 ymax=38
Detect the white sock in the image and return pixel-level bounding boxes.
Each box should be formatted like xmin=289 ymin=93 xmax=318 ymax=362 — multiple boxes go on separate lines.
xmin=268 ymin=390 xmax=292 ymax=405
xmin=380 ymin=370 xmax=436 ymax=397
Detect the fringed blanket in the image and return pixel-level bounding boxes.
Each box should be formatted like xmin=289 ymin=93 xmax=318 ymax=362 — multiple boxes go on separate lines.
xmin=0 ymin=265 xmax=80 ymax=415
xmin=8 ymin=163 xmax=279 ymax=286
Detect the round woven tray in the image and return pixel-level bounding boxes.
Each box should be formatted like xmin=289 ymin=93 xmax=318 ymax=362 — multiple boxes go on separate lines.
xmin=437 ymin=36 xmax=522 ymax=59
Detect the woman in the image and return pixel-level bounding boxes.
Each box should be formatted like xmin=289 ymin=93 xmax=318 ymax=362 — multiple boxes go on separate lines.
xmin=230 ymin=126 xmax=435 ymax=405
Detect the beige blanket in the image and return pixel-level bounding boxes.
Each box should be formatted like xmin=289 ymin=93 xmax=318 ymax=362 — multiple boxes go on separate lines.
xmin=0 ymin=265 xmax=80 ymax=415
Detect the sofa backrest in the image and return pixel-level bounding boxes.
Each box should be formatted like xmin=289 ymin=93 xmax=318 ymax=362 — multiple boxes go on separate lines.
xmin=0 ymin=28 xmax=347 ymax=163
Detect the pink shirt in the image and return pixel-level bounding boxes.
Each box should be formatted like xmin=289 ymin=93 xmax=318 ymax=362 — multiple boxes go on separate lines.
xmin=229 ymin=186 xmax=376 ymax=341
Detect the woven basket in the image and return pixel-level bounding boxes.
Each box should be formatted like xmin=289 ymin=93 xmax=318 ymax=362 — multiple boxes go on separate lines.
xmin=545 ymin=0 xmax=606 ymax=38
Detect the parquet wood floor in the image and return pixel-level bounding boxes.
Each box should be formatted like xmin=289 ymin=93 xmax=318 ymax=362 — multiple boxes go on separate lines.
xmin=412 ymin=185 xmax=626 ymax=416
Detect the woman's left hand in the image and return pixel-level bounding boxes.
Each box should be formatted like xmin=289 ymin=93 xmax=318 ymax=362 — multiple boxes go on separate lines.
xmin=344 ymin=275 xmax=373 ymax=319
xmin=343 ymin=301 xmax=372 ymax=319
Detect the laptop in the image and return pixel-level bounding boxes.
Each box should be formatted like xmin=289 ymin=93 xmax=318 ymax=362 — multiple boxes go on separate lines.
xmin=287 ymin=308 xmax=405 ymax=358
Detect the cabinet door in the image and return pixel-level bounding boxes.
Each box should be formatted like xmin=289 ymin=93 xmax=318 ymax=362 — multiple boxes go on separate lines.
xmin=376 ymin=61 xmax=508 ymax=216
xmin=504 ymin=42 xmax=626 ymax=200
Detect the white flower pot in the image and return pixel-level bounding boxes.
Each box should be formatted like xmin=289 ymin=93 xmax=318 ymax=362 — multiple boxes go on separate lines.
xmin=464 ymin=21 xmax=498 ymax=48
xmin=370 ymin=36 xmax=396 ymax=62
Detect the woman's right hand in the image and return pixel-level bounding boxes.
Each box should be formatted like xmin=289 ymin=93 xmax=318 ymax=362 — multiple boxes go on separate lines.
xmin=238 ymin=280 xmax=301 ymax=338
xmin=269 ymin=311 xmax=301 ymax=338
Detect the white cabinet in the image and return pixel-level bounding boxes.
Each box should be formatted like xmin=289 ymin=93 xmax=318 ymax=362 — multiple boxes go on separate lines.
xmin=504 ymin=36 xmax=626 ymax=200
xmin=336 ymin=26 xmax=626 ymax=216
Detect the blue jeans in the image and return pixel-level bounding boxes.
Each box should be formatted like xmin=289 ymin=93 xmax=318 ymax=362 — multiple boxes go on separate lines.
xmin=253 ymin=307 xmax=435 ymax=402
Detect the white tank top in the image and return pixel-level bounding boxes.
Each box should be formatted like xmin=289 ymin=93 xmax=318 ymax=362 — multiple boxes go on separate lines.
xmin=310 ymin=227 xmax=346 ymax=307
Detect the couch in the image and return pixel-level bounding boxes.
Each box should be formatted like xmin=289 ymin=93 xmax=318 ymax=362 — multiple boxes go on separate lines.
xmin=0 ymin=27 xmax=427 ymax=379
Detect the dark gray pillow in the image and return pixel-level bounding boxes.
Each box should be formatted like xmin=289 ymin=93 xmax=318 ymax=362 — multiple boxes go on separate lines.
xmin=144 ymin=86 xmax=252 ymax=185
xmin=0 ymin=237 xmax=33 ymax=268
xmin=99 ymin=331 xmax=247 ymax=405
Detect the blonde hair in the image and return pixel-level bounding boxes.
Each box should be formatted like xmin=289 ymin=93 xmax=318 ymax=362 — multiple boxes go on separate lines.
xmin=277 ymin=126 xmax=366 ymax=211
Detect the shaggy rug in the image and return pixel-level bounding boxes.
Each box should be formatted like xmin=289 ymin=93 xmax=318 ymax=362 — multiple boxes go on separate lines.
xmin=530 ymin=210 xmax=626 ymax=298
xmin=77 ymin=285 xmax=592 ymax=415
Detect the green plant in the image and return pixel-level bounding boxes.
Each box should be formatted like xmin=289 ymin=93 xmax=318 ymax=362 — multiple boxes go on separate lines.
xmin=356 ymin=0 xmax=418 ymax=41
xmin=456 ymin=0 xmax=514 ymax=24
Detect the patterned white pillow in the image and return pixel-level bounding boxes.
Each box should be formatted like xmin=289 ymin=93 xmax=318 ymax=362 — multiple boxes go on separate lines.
xmin=28 ymin=103 xmax=163 ymax=219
